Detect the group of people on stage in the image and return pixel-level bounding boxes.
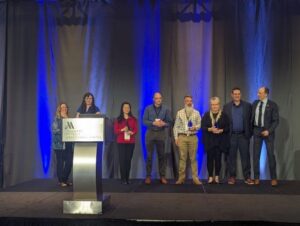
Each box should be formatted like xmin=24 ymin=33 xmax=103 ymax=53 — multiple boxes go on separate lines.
xmin=51 ymin=86 xmax=279 ymax=188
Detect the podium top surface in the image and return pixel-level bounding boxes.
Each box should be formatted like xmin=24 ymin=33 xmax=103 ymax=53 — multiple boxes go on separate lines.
xmin=79 ymin=114 xmax=102 ymax=118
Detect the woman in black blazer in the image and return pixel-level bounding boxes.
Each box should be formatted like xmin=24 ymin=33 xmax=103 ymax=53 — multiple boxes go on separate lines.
xmin=202 ymin=97 xmax=230 ymax=184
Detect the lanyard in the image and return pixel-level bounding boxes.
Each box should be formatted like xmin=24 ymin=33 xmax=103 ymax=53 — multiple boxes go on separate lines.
xmin=153 ymin=105 xmax=162 ymax=118
xmin=185 ymin=110 xmax=192 ymax=121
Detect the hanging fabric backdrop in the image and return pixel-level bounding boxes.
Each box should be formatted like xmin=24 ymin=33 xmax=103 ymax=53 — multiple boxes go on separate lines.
xmin=0 ymin=0 xmax=7 ymax=187
xmin=1 ymin=0 xmax=300 ymax=187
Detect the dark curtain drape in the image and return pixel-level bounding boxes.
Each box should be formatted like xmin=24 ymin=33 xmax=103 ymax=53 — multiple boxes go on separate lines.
xmin=0 ymin=0 xmax=7 ymax=188
xmin=1 ymin=0 xmax=300 ymax=187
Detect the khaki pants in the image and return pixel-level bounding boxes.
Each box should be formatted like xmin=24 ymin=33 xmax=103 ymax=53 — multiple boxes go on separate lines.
xmin=177 ymin=135 xmax=199 ymax=181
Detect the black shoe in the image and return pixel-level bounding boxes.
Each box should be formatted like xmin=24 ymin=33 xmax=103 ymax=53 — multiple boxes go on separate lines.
xmin=126 ymin=180 xmax=131 ymax=184
xmin=121 ymin=180 xmax=127 ymax=185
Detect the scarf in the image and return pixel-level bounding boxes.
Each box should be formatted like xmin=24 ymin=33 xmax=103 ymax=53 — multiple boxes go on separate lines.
xmin=209 ymin=110 xmax=222 ymax=127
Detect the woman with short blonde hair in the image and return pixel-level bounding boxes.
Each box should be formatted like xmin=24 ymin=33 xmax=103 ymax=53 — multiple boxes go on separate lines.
xmin=202 ymin=97 xmax=230 ymax=184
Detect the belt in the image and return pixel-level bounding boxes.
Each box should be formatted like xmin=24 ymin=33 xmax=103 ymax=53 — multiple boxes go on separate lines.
xmin=178 ymin=133 xmax=196 ymax=136
xmin=254 ymin=126 xmax=264 ymax=129
xmin=149 ymin=129 xmax=164 ymax=132
xmin=232 ymin=131 xmax=244 ymax=135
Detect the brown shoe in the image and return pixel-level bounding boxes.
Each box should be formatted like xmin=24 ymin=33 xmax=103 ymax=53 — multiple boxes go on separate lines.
xmin=145 ymin=177 xmax=151 ymax=185
xmin=228 ymin=177 xmax=236 ymax=185
xmin=160 ymin=177 xmax=168 ymax=184
xmin=244 ymin=178 xmax=254 ymax=185
xmin=175 ymin=180 xmax=184 ymax=185
xmin=271 ymin=179 xmax=278 ymax=187
xmin=192 ymin=178 xmax=202 ymax=185
xmin=254 ymin=179 xmax=260 ymax=185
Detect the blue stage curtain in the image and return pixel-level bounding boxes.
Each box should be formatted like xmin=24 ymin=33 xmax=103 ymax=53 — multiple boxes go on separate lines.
xmin=3 ymin=0 xmax=300 ymax=186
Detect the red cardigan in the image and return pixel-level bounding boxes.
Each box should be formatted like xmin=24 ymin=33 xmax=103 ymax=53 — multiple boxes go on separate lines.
xmin=114 ymin=117 xmax=138 ymax=143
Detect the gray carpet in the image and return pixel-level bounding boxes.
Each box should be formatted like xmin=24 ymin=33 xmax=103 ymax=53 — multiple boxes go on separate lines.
xmin=2 ymin=179 xmax=300 ymax=195
xmin=1 ymin=179 xmax=300 ymax=224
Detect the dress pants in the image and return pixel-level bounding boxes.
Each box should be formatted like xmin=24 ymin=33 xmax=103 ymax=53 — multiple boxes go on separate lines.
xmin=118 ymin=143 xmax=135 ymax=182
xmin=145 ymin=129 xmax=166 ymax=177
xmin=253 ymin=127 xmax=277 ymax=179
xmin=228 ymin=133 xmax=251 ymax=179
xmin=54 ymin=142 xmax=73 ymax=183
xmin=207 ymin=146 xmax=222 ymax=177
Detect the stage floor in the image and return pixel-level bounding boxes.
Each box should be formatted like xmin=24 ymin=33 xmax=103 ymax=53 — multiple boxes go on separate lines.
xmin=0 ymin=179 xmax=300 ymax=224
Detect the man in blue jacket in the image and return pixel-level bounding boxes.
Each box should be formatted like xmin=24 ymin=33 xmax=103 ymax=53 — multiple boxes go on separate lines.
xmin=143 ymin=92 xmax=173 ymax=185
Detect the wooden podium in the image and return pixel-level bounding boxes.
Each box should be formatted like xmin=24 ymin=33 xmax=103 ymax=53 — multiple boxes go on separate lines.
xmin=62 ymin=117 xmax=110 ymax=214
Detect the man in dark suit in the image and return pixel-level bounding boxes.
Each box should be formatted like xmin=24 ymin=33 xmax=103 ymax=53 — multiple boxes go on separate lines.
xmin=252 ymin=87 xmax=279 ymax=186
xmin=224 ymin=87 xmax=254 ymax=185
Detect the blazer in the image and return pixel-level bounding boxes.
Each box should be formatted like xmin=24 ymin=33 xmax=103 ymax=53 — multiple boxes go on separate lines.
xmin=251 ymin=99 xmax=279 ymax=135
xmin=114 ymin=116 xmax=138 ymax=143
xmin=202 ymin=111 xmax=230 ymax=153
xmin=52 ymin=117 xmax=64 ymax=150
xmin=142 ymin=104 xmax=173 ymax=131
xmin=223 ymin=100 xmax=252 ymax=139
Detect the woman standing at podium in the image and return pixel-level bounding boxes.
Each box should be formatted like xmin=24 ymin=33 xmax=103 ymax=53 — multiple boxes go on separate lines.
xmin=76 ymin=92 xmax=100 ymax=117
xmin=52 ymin=103 xmax=74 ymax=187
xmin=114 ymin=102 xmax=138 ymax=184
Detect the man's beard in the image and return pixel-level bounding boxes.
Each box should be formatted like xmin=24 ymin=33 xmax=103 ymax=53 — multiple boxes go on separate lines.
xmin=185 ymin=105 xmax=193 ymax=118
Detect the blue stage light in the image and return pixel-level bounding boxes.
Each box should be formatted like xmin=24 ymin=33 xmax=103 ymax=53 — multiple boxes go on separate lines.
xmin=37 ymin=2 xmax=58 ymax=177
xmin=37 ymin=4 xmax=52 ymax=176
xmin=134 ymin=0 xmax=161 ymax=163
xmin=242 ymin=1 xmax=273 ymax=179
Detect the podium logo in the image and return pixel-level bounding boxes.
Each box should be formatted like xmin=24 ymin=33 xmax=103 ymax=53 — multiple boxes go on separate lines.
xmin=65 ymin=122 xmax=75 ymax=130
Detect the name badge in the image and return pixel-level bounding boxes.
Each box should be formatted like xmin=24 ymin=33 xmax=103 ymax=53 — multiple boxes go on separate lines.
xmin=124 ymin=132 xmax=131 ymax=140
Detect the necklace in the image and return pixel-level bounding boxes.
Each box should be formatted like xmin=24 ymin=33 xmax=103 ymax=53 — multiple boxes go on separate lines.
xmin=209 ymin=110 xmax=222 ymax=127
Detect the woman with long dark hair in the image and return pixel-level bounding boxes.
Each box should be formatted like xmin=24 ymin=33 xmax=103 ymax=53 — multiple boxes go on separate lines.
xmin=52 ymin=103 xmax=73 ymax=187
xmin=114 ymin=102 xmax=138 ymax=184
xmin=76 ymin=92 xmax=100 ymax=117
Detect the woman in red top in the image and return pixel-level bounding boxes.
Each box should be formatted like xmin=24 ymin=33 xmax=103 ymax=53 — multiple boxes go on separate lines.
xmin=114 ymin=102 xmax=138 ymax=184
